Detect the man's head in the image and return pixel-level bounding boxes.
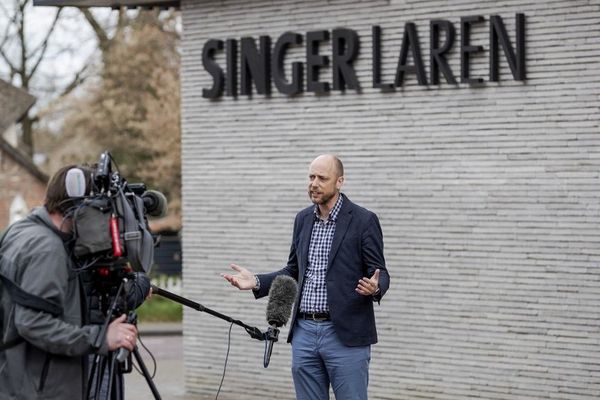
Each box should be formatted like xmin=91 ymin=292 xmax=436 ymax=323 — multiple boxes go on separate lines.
xmin=45 ymin=164 xmax=93 ymax=215
xmin=307 ymin=154 xmax=344 ymax=207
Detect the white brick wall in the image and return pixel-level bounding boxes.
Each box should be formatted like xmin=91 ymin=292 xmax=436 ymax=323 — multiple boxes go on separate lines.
xmin=180 ymin=1 xmax=600 ymax=398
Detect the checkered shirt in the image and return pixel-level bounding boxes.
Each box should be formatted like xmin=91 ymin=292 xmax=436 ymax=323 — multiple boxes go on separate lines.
xmin=299 ymin=194 xmax=344 ymax=313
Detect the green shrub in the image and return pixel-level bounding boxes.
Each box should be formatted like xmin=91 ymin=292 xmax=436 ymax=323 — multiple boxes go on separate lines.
xmin=136 ymin=294 xmax=182 ymax=322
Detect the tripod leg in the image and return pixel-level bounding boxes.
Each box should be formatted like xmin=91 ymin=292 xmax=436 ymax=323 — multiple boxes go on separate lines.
xmin=87 ymin=354 xmax=100 ymax=400
xmin=112 ymin=368 xmax=124 ymax=400
xmin=106 ymin=352 xmax=122 ymax=400
xmin=132 ymin=346 xmax=162 ymax=400
xmin=87 ymin=354 xmax=109 ymax=400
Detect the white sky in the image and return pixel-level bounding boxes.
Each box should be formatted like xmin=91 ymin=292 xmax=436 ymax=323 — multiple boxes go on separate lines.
xmin=0 ymin=1 xmax=114 ymax=103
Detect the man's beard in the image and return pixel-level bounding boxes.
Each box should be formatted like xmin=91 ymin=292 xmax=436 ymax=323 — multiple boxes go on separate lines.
xmin=310 ymin=190 xmax=335 ymax=205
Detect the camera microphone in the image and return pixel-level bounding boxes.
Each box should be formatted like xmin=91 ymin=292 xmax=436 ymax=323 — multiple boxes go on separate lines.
xmin=263 ymin=275 xmax=297 ymax=368
xmin=141 ymin=190 xmax=168 ymax=217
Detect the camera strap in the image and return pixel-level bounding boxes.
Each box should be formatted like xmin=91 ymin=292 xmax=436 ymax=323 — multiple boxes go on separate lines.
xmin=0 ymin=273 xmax=63 ymax=316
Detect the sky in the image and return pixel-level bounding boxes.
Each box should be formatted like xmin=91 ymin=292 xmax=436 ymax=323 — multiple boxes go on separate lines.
xmin=0 ymin=1 xmax=114 ymax=103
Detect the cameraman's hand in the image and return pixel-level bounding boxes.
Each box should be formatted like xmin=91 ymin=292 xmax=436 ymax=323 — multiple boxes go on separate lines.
xmin=221 ymin=264 xmax=256 ymax=290
xmin=106 ymin=314 xmax=138 ymax=351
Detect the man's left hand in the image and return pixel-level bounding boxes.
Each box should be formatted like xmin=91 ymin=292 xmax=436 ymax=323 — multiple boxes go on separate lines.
xmin=355 ymin=269 xmax=380 ymax=296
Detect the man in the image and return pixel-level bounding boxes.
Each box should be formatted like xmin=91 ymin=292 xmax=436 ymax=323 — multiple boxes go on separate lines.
xmin=223 ymin=154 xmax=390 ymax=400
xmin=0 ymin=165 xmax=138 ymax=400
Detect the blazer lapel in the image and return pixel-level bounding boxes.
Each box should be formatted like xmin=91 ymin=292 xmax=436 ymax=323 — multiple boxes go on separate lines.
xmin=327 ymin=198 xmax=352 ymax=270
xmin=299 ymin=211 xmax=314 ymax=272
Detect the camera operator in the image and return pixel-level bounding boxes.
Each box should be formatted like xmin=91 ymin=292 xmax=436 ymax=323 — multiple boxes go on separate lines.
xmin=0 ymin=165 xmax=138 ymax=400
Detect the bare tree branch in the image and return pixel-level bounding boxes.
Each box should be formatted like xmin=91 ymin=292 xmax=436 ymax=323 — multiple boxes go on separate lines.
xmin=0 ymin=2 xmax=17 ymax=50
xmin=18 ymin=0 xmax=28 ymax=86
xmin=80 ymin=8 xmax=110 ymax=52
xmin=28 ymin=8 xmax=63 ymax=80
xmin=58 ymin=61 xmax=89 ymax=98
xmin=0 ymin=45 xmax=17 ymax=75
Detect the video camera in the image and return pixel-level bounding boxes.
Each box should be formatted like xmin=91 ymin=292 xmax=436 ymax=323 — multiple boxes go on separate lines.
xmin=70 ymin=151 xmax=167 ymax=274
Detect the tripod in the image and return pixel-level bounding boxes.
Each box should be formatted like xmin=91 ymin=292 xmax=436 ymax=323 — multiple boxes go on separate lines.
xmin=87 ymin=281 xmax=270 ymax=400
xmin=87 ymin=277 xmax=161 ymax=400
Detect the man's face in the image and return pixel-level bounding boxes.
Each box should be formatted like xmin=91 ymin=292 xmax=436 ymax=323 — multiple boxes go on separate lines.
xmin=307 ymin=157 xmax=342 ymax=206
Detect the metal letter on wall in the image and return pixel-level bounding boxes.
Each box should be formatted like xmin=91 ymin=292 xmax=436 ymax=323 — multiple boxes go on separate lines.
xmin=332 ymin=28 xmax=360 ymax=91
xmin=306 ymin=30 xmax=331 ymax=93
xmin=202 ymin=39 xmax=224 ymax=98
xmin=395 ymin=22 xmax=427 ymax=86
xmin=240 ymin=36 xmax=272 ymax=96
xmin=460 ymin=15 xmax=485 ymax=84
xmin=489 ymin=13 xmax=526 ymax=81
xmin=372 ymin=26 xmax=394 ymax=91
xmin=430 ymin=20 xmax=457 ymax=85
xmin=226 ymin=39 xmax=238 ymax=97
xmin=272 ymin=32 xmax=304 ymax=95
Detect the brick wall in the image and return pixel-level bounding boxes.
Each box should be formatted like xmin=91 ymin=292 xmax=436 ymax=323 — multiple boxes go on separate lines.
xmin=0 ymin=151 xmax=46 ymax=229
xmin=180 ymin=1 xmax=600 ymax=399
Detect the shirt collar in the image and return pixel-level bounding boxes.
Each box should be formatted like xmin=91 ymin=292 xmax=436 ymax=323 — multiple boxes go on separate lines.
xmin=314 ymin=193 xmax=344 ymax=222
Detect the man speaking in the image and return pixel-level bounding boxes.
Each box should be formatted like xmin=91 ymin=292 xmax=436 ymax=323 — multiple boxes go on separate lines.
xmin=223 ymin=154 xmax=390 ymax=400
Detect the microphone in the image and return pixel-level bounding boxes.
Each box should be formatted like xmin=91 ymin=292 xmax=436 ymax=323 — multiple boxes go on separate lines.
xmin=141 ymin=190 xmax=168 ymax=217
xmin=263 ymin=275 xmax=297 ymax=368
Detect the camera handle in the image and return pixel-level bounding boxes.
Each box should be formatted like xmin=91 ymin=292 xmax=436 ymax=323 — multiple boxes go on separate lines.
xmin=150 ymin=285 xmax=266 ymax=341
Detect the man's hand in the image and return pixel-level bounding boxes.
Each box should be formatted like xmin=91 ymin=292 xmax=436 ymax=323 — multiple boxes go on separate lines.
xmin=355 ymin=269 xmax=380 ymax=296
xmin=105 ymin=314 xmax=138 ymax=351
xmin=221 ymin=264 xmax=256 ymax=290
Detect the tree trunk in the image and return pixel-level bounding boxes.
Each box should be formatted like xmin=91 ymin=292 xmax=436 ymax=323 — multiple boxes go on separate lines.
xmin=20 ymin=111 xmax=34 ymax=157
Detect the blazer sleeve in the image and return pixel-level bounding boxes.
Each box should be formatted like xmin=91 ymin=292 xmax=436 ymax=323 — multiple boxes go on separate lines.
xmin=362 ymin=213 xmax=390 ymax=303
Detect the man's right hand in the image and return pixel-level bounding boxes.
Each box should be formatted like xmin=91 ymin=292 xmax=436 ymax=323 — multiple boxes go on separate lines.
xmin=221 ymin=263 xmax=256 ymax=290
xmin=106 ymin=314 xmax=137 ymax=351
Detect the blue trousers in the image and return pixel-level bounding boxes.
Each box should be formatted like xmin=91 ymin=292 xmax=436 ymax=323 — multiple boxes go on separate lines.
xmin=291 ymin=319 xmax=371 ymax=400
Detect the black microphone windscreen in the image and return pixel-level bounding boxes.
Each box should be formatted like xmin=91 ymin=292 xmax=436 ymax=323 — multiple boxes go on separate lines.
xmin=266 ymin=275 xmax=297 ymax=327
xmin=142 ymin=190 xmax=168 ymax=217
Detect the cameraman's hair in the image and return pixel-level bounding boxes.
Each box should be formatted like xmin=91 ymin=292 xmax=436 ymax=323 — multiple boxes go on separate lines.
xmin=44 ymin=164 xmax=93 ymax=214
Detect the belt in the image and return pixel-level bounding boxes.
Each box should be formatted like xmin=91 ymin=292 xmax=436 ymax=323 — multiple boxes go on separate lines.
xmin=298 ymin=312 xmax=331 ymax=321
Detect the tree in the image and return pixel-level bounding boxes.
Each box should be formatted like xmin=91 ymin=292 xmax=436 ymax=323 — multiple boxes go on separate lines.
xmin=0 ymin=0 xmax=94 ymax=156
xmin=42 ymin=10 xmax=182 ymax=225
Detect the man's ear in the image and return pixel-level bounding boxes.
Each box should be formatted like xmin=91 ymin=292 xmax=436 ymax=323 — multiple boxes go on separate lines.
xmin=337 ymin=176 xmax=344 ymax=190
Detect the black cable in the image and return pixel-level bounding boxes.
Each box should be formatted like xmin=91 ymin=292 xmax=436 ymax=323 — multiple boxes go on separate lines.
xmin=132 ymin=333 xmax=157 ymax=379
xmin=215 ymin=322 xmax=234 ymax=400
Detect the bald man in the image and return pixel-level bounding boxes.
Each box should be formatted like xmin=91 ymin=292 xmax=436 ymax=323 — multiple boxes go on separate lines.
xmin=223 ymin=155 xmax=390 ymax=400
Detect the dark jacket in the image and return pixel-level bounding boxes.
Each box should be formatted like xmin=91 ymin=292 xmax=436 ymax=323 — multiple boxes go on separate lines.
xmin=0 ymin=207 xmax=107 ymax=400
xmin=255 ymin=194 xmax=390 ymax=347
xmin=81 ymin=270 xmax=150 ymax=326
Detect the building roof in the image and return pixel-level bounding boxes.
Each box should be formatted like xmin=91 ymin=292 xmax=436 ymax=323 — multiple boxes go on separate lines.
xmin=0 ymin=79 xmax=48 ymax=184
xmin=0 ymin=137 xmax=48 ymax=183
xmin=33 ymin=0 xmax=179 ymax=7
xmin=0 ymin=79 xmax=36 ymax=135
